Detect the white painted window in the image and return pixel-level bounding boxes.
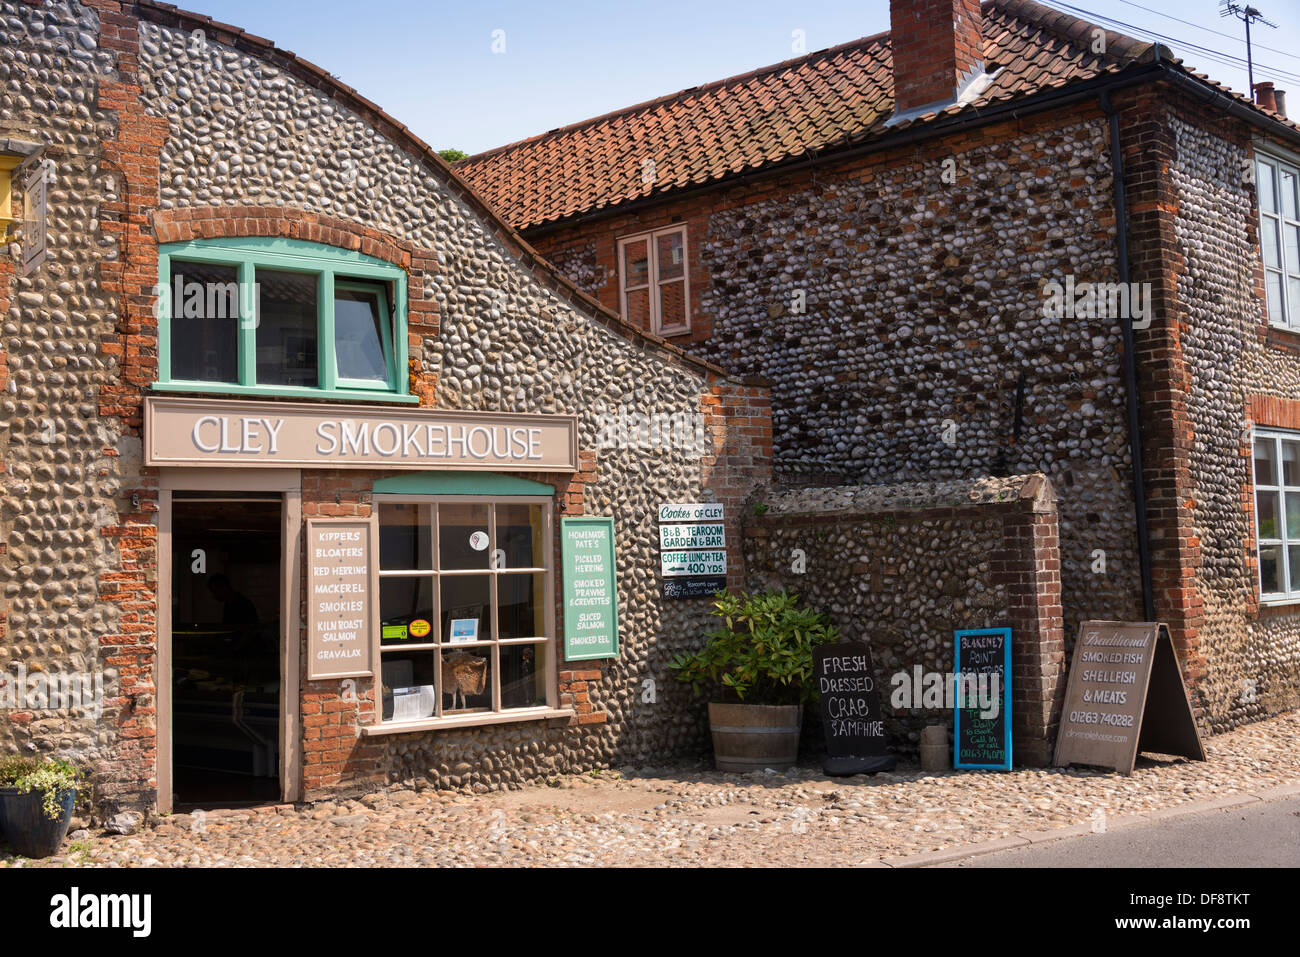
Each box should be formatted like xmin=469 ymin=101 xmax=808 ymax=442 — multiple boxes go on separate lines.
xmin=1252 ymin=429 xmax=1300 ymax=600
xmin=1258 ymin=151 xmax=1300 ymax=328
xmin=618 ymin=225 xmax=689 ymax=335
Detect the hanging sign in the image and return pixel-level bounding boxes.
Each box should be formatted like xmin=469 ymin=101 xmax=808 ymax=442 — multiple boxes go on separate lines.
xmin=1053 ymin=621 xmax=1207 ymax=775
xmin=953 ymin=627 xmax=1013 ymax=770
xmin=814 ymin=641 xmax=896 ymax=776
xmin=658 ymin=503 xmax=727 ymax=599
xmin=560 ymin=516 xmax=619 ymax=661
xmin=306 ymin=518 xmax=375 ymax=680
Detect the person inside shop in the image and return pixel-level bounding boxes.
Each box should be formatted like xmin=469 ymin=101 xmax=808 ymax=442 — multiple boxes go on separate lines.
xmin=208 ymin=573 xmax=259 ymax=627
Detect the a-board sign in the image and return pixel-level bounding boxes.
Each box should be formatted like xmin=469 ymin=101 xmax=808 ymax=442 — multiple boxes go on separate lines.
xmin=953 ymin=627 xmax=1012 ymax=770
xmin=658 ymin=503 xmax=727 ymax=599
xmin=306 ymin=518 xmax=375 ymax=680
xmin=560 ymin=516 xmax=619 ymax=661
xmin=814 ymin=641 xmax=896 ymax=776
xmin=1053 ymin=620 xmax=1207 ymax=775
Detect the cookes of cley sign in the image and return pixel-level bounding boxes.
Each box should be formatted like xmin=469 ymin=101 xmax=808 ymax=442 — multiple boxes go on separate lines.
xmin=144 ymin=397 xmax=579 ymax=471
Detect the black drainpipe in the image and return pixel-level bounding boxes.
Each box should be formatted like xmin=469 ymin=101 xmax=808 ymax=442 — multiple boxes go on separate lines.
xmin=1100 ymin=89 xmax=1156 ymax=622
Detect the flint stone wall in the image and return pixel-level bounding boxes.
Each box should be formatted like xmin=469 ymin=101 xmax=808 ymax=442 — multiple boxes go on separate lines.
xmin=743 ymin=473 xmax=1066 ymax=766
xmin=1167 ymin=106 xmax=1300 ymax=731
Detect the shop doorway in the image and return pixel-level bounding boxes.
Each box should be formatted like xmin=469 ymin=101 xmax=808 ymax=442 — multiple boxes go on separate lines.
xmin=169 ymin=495 xmax=282 ymax=809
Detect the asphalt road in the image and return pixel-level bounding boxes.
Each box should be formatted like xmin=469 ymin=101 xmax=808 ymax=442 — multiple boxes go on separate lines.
xmin=939 ymin=794 xmax=1300 ymax=867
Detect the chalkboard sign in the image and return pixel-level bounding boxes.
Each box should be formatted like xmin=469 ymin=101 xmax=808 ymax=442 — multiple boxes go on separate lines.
xmin=814 ymin=641 xmax=896 ymax=776
xmin=953 ymin=627 xmax=1012 ymax=770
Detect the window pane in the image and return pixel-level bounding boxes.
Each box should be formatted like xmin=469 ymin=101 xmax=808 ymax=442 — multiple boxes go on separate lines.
xmin=498 ymin=573 xmax=545 ymax=639
xmin=1258 ymin=490 xmax=1280 ymax=539
xmin=658 ymin=280 xmax=687 ymax=330
xmin=1260 ymin=544 xmax=1282 ymax=594
xmin=169 ymin=260 xmax=239 ymax=382
xmin=335 ymin=285 xmax=388 ymax=383
xmin=496 ymin=504 xmax=543 ymax=568
xmin=1282 ymin=168 xmax=1298 ymax=220
xmin=1259 ymin=161 xmax=1276 ymax=213
xmin=438 ymin=503 xmax=490 ymax=570
xmin=441 ymin=648 xmax=491 ymax=714
xmin=378 ymin=503 xmax=432 ymax=571
xmin=656 ymin=230 xmax=685 ymax=281
xmin=1267 ymin=272 xmax=1285 ymax=322
xmin=441 ymin=575 xmax=489 ymax=641
xmin=381 ymin=654 xmax=436 ymax=722
xmin=501 ymin=642 xmax=547 ymax=709
xmin=1262 ymin=217 xmax=1281 ymax=268
xmin=1290 ymin=545 xmax=1300 ymax=593
xmin=1291 ymin=278 xmax=1300 ymax=320
xmin=1286 ymin=224 xmax=1300 ymax=272
xmin=1284 ymin=442 xmax=1300 ymax=487
xmin=256 ymin=269 xmax=318 ymax=387
xmin=623 ymin=238 xmax=649 ymax=287
xmin=1288 ymin=492 xmax=1300 ymax=539
xmin=380 ymin=577 xmax=434 ymax=647
xmin=1256 ymin=438 xmax=1277 ymax=486
xmin=625 ymin=287 xmax=651 ymax=327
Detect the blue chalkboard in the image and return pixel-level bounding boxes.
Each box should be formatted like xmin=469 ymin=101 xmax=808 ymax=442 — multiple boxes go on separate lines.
xmin=953 ymin=627 xmax=1012 ymax=771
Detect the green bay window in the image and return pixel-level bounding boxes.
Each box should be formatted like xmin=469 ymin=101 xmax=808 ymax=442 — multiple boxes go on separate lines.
xmin=156 ymin=237 xmax=413 ymax=402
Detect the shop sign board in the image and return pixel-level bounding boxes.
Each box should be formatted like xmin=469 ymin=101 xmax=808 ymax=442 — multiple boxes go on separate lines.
xmin=953 ymin=627 xmax=1012 ymax=771
xmin=306 ymin=518 xmax=375 ymax=680
xmin=1053 ymin=621 xmax=1207 ymax=775
xmin=658 ymin=504 xmax=727 ymax=599
xmin=145 ymin=397 xmax=579 ymax=472
xmin=560 ymin=517 xmax=619 ymax=661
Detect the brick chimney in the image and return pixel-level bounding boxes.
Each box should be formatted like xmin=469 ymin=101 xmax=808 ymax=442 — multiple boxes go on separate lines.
xmin=890 ymin=0 xmax=985 ymax=117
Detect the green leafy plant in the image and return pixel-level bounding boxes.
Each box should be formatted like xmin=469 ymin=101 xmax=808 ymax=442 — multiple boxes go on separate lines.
xmin=752 ymin=503 xmax=769 ymax=516
xmin=10 ymin=757 xmax=84 ymax=820
xmin=0 ymin=755 xmax=41 ymax=785
xmin=670 ymin=589 xmax=840 ymax=706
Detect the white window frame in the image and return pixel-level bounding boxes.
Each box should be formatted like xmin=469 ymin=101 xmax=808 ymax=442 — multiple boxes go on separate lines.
xmin=1257 ymin=149 xmax=1300 ymax=328
xmin=1252 ymin=428 xmax=1300 ymax=603
xmin=617 ymin=225 xmax=690 ymax=335
xmin=369 ymin=494 xmax=561 ymax=732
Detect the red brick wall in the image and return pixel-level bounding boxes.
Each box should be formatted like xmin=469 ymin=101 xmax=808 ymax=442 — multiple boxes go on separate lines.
xmin=89 ymin=0 xmax=167 ymax=812
xmin=889 ymin=0 xmax=985 ymax=112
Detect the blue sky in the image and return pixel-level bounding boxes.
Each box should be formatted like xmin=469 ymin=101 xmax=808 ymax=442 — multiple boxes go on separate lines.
xmin=185 ymin=1 xmax=1300 ymax=156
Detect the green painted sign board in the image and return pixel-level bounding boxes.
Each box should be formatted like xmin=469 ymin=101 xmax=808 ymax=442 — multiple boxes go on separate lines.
xmin=561 ymin=516 xmax=620 ymax=661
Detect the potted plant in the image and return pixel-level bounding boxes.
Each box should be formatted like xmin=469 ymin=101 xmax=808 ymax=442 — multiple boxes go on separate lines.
xmin=0 ymin=755 xmax=85 ymax=859
xmin=670 ymin=589 xmax=840 ymax=772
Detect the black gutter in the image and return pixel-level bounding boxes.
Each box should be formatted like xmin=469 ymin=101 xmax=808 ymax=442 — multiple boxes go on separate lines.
xmin=1100 ymin=89 xmax=1156 ymax=623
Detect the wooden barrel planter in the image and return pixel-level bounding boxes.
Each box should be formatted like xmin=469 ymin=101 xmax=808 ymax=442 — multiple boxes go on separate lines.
xmin=708 ymin=703 xmax=803 ymax=772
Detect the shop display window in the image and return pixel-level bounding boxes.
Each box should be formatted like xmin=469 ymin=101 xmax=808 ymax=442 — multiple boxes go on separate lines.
xmin=377 ymin=497 xmax=554 ymax=725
